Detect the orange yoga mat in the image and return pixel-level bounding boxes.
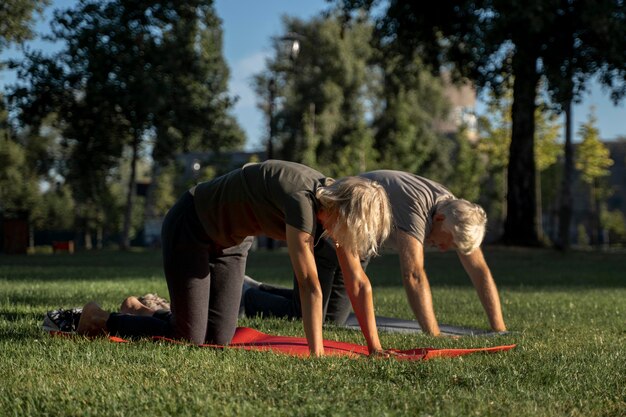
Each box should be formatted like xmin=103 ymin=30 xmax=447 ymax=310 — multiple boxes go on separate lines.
xmin=95 ymin=326 xmax=516 ymax=360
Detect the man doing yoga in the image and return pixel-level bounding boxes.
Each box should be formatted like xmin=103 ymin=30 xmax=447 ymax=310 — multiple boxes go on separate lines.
xmin=243 ymin=170 xmax=507 ymax=336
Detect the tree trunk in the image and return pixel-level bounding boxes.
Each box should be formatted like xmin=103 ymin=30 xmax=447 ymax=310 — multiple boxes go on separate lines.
xmin=96 ymin=224 xmax=103 ymax=250
xmin=84 ymin=224 xmax=92 ymax=250
xmin=144 ymin=162 xmax=159 ymax=220
xmin=557 ymin=99 xmax=574 ymax=250
xmin=266 ymin=78 xmax=276 ymax=250
xmin=503 ymin=49 xmax=541 ymax=246
xmin=592 ymin=179 xmax=603 ymax=247
xmin=588 ymin=183 xmax=597 ymax=246
xmin=28 ymin=223 xmax=35 ymax=250
xmin=120 ymin=137 xmax=139 ymax=250
xmin=536 ymin=168 xmax=543 ymax=242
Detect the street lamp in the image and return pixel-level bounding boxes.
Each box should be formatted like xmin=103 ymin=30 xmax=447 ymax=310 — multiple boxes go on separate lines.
xmin=266 ymin=33 xmax=303 ymax=161
xmin=191 ymin=159 xmax=201 ymax=180
xmin=265 ymin=33 xmax=302 ymax=251
xmin=283 ymin=32 xmax=301 ymax=62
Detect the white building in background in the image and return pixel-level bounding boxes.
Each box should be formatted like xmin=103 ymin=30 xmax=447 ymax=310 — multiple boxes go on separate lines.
xmin=436 ymin=73 xmax=478 ymax=141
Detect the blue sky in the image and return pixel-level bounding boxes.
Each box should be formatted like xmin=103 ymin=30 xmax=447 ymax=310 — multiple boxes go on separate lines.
xmin=2 ymin=0 xmax=625 ymax=151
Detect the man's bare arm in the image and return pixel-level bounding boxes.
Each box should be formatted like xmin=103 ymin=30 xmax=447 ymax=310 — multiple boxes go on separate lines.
xmin=457 ymin=248 xmax=507 ymax=332
xmin=396 ymin=231 xmax=441 ymax=336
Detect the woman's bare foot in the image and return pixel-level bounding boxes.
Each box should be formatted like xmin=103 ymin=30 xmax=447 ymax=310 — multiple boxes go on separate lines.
xmin=119 ymin=296 xmax=157 ymax=316
xmin=77 ymin=302 xmax=110 ymax=337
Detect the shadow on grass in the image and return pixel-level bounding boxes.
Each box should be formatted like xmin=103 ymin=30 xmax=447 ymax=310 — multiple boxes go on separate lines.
xmin=0 ymin=310 xmax=47 ymax=342
xmin=0 ymin=249 xmax=163 ymax=282
xmin=365 ymin=246 xmax=626 ymax=289
xmin=3 ymin=293 xmax=91 ymax=309
xmin=2 ymin=246 xmax=626 ymax=289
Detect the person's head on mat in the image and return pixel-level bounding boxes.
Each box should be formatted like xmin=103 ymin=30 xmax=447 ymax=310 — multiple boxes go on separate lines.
xmin=426 ymin=199 xmax=487 ymax=254
xmin=75 ymin=160 xmax=393 ymax=357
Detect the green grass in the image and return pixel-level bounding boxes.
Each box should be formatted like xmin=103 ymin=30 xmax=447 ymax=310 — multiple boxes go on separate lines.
xmin=1 ymin=247 xmax=624 ymax=416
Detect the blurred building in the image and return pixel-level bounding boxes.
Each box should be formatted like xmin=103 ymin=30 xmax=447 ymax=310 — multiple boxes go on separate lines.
xmin=435 ymin=73 xmax=478 ymax=141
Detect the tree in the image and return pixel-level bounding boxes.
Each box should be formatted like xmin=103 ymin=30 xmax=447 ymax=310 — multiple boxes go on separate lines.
xmin=38 ymin=183 xmax=75 ymax=231
xmin=575 ymin=110 xmax=614 ymax=246
xmin=601 ymin=209 xmax=626 ymax=246
xmin=1 ymin=0 xmax=50 ymax=246
xmin=539 ymin=1 xmax=626 ymax=250
xmin=477 ymin=88 xmax=561 ymax=240
xmin=0 ymin=127 xmax=44 ymax=251
xmin=371 ymin=49 xmax=452 ymax=178
xmin=337 ymin=0 xmax=626 ymax=247
xmin=477 ymin=92 xmax=512 ymax=234
xmin=446 ymin=129 xmax=484 ymax=203
xmin=254 ymin=15 xmax=376 ymax=177
xmin=534 ymin=102 xmax=563 ymax=242
xmin=256 ymin=13 xmax=453 ymax=178
xmin=338 ymin=0 xmax=544 ymax=244
xmin=0 ymin=0 xmax=49 ymax=52
xmin=9 ymin=0 xmax=243 ymax=249
xmin=0 ymin=133 xmax=40 ymax=216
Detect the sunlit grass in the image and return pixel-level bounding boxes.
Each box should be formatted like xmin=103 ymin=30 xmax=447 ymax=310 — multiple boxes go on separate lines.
xmin=1 ymin=248 xmax=624 ymax=416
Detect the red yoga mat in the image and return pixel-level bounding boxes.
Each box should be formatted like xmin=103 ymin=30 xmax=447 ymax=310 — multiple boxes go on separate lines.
xmin=100 ymin=326 xmax=515 ymax=360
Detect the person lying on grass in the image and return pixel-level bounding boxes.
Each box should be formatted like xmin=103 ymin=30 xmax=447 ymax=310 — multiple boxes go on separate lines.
xmin=242 ymin=170 xmax=507 ymax=336
xmin=76 ymin=160 xmax=392 ymax=357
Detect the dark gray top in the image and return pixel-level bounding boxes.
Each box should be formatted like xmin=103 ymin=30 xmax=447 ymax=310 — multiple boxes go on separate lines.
xmin=191 ymin=160 xmax=327 ymax=248
xmin=360 ymin=170 xmax=454 ymax=245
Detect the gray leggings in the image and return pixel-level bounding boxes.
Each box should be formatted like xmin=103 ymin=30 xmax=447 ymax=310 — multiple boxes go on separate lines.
xmin=107 ymin=191 xmax=253 ymax=345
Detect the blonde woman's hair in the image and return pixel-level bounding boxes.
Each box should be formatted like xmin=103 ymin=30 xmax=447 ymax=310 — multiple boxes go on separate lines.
xmin=436 ymin=198 xmax=487 ymax=255
xmin=316 ymin=177 xmax=392 ymax=258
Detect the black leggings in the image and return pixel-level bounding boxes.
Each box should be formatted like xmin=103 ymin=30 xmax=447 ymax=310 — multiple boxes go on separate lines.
xmin=107 ymin=191 xmax=253 ymax=344
xmin=243 ymin=228 xmax=369 ymax=325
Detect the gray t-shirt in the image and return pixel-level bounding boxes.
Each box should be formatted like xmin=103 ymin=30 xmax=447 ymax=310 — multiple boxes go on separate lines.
xmin=191 ymin=160 xmax=327 ymax=248
xmin=360 ymin=170 xmax=454 ymax=246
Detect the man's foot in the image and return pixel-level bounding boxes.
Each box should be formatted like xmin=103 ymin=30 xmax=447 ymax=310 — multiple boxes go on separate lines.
xmin=120 ymin=296 xmax=158 ymax=316
xmin=243 ymin=275 xmax=262 ymax=289
xmin=76 ymin=302 xmax=110 ymax=337
xmin=239 ymin=275 xmax=264 ymax=318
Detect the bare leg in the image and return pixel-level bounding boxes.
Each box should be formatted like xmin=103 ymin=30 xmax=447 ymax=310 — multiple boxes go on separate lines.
xmin=77 ymin=302 xmax=110 ymax=336
xmin=120 ymin=296 xmax=158 ymax=316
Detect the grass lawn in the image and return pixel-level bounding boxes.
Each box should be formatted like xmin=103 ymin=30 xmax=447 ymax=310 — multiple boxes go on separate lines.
xmin=0 ymin=247 xmax=624 ymax=416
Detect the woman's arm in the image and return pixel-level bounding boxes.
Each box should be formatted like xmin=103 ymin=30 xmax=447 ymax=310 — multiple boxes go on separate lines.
xmin=336 ymin=246 xmax=383 ymax=354
xmin=286 ymin=225 xmax=325 ymax=356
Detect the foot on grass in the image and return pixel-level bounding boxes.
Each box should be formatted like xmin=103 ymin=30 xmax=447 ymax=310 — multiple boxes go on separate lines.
xmin=77 ymin=302 xmax=110 ymax=337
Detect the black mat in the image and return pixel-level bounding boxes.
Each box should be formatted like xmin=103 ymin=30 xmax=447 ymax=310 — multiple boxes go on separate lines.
xmin=343 ymin=314 xmax=509 ymax=337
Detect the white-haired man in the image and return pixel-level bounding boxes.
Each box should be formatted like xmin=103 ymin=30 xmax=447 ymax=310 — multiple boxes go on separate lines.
xmin=243 ymin=170 xmax=507 ymax=335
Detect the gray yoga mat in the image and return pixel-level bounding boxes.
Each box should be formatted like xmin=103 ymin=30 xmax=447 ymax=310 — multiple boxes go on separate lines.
xmin=343 ymin=313 xmax=509 ymax=337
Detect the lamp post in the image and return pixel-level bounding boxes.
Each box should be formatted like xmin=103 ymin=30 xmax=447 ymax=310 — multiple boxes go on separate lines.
xmin=191 ymin=159 xmax=201 ymax=180
xmin=267 ymin=78 xmax=276 ymax=160
xmin=265 ymin=33 xmax=302 ymax=250
xmin=266 ymin=33 xmax=302 ymax=161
